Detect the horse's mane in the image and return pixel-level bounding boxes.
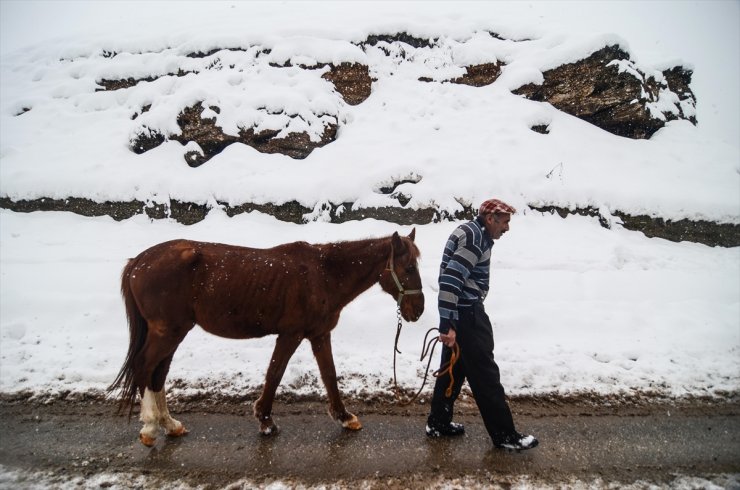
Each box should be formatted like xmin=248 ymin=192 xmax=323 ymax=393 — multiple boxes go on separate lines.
xmin=316 ymin=234 xmax=420 ymax=261
xmin=311 ymin=235 xmax=418 ymax=283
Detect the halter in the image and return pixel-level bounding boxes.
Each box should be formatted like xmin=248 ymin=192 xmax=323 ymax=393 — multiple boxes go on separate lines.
xmin=386 ymin=244 xmax=423 ymax=306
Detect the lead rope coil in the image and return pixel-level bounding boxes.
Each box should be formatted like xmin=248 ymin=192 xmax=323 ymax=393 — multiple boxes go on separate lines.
xmin=393 ymin=315 xmax=460 ymax=405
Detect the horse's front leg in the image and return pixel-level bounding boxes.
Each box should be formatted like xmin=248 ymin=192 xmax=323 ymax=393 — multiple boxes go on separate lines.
xmin=310 ymin=333 xmax=362 ymax=431
xmin=253 ymin=333 xmax=302 ymax=435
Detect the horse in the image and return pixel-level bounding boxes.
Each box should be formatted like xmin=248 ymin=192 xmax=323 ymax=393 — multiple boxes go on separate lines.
xmin=108 ymin=229 xmax=424 ymax=446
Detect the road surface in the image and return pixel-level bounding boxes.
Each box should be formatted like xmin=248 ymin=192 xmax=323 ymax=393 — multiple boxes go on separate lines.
xmin=0 ymin=394 xmax=738 ymax=488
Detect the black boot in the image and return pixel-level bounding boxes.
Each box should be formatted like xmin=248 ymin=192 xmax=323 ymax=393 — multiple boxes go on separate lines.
xmin=426 ymin=420 xmax=465 ymax=437
xmin=494 ymin=432 xmax=539 ymax=450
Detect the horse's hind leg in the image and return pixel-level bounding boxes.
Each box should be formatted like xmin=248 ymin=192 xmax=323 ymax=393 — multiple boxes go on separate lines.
xmin=253 ymin=333 xmax=302 ymax=435
xmin=152 ymin=354 xmax=188 ymax=438
xmin=310 ymin=333 xmax=361 ymax=430
xmin=137 ymin=323 xmax=189 ymax=446
xmin=139 ymin=388 xmax=161 ymax=447
xmin=140 ymin=387 xmax=187 ymax=446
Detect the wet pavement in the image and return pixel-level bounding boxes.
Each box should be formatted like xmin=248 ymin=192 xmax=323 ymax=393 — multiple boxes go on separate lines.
xmin=0 ymin=397 xmax=738 ymax=488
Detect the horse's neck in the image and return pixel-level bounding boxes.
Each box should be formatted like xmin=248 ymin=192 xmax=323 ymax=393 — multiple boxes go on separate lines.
xmin=321 ymin=237 xmax=390 ymax=308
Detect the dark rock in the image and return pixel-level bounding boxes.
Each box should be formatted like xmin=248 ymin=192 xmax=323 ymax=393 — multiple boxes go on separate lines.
xmin=321 ymin=63 xmax=372 ymax=105
xmin=450 ymin=62 xmax=504 ymax=87
xmin=186 ymin=48 xmax=235 ymax=58
xmin=376 ymin=176 xmax=423 ymax=195
xmin=419 ymin=62 xmax=504 ymax=86
xmin=531 ymin=205 xmax=740 ymax=247
xmin=661 ymin=66 xmax=698 ymax=124
xmin=513 ymin=45 xmax=697 ymax=139
xmin=224 ymin=201 xmax=312 ymax=224
xmin=130 ymin=104 xmax=151 ymax=121
xmin=237 ymin=123 xmax=338 ymax=160
xmin=331 ymin=204 xmax=438 ymax=225
xmin=96 ymin=70 xmax=192 ymax=92
xmin=615 ymin=213 xmax=739 ymax=248
xmin=168 ymin=200 xmax=210 ymax=225
xmin=131 ymin=102 xmax=339 ymax=164
xmin=362 ymin=33 xmax=435 ymax=49
xmin=130 ymin=128 xmax=165 ymax=154
xmin=4 ymin=196 xmax=735 ymax=247
xmin=0 ymin=197 xmax=146 ymax=221
xmin=531 ymin=124 xmax=550 ymax=134
xmin=97 ymin=76 xmax=156 ymax=92
xmin=170 ymin=103 xmax=238 ymax=163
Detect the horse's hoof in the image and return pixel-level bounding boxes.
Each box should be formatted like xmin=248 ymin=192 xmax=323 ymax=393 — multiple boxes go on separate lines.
xmin=166 ymin=423 xmax=189 ymax=438
xmin=139 ymin=433 xmax=157 ymax=447
xmin=259 ymin=422 xmax=279 ymax=436
xmin=342 ymin=414 xmax=362 ymax=431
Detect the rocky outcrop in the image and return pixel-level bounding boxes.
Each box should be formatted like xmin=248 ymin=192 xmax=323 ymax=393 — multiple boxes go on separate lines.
xmin=362 ymin=33 xmax=435 ymax=49
xmin=450 ymin=62 xmax=504 ymax=87
xmin=420 ymin=62 xmax=504 ymax=87
xmin=321 ymin=63 xmax=372 ymax=105
xmin=8 ymin=34 xmax=727 ymax=248
xmin=106 ymin=40 xmax=698 ymax=165
xmin=531 ymin=205 xmax=739 ymax=248
xmin=130 ymin=102 xmax=339 ymax=165
xmin=3 ymin=197 xmax=737 ymax=247
xmin=96 ymin=70 xmax=191 ymax=91
xmin=514 ymin=46 xmax=697 ymax=139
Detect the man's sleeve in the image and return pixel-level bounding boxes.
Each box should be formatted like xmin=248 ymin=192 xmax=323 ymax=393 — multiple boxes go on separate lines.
xmin=437 ymin=230 xmax=482 ymax=333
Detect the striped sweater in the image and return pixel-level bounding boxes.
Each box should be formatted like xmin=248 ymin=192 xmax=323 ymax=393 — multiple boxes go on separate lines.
xmin=438 ymin=216 xmax=494 ymax=333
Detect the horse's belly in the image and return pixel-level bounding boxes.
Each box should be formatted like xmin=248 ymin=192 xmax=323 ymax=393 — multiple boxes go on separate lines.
xmin=194 ymin=309 xmax=277 ymax=339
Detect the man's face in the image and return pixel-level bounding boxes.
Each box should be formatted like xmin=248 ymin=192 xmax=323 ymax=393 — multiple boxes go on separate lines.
xmin=483 ymin=212 xmax=511 ymax=240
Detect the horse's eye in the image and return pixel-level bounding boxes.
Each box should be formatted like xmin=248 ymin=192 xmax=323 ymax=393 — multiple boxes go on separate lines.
xmin=406 ymin=265 xmax=417 ymax=273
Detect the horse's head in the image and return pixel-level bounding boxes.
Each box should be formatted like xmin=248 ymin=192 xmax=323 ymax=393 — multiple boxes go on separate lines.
xmin=379 ymin=229 xmax=425 ymax=322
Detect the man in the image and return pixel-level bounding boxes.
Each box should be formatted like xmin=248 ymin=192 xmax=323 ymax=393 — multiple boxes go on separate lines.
xmin=425 ymin=198 xmax=538 ymax=451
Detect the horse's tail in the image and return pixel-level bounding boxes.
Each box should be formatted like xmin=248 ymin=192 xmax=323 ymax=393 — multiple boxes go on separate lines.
xmin=108 ymin=258 xmax=147 ymax=419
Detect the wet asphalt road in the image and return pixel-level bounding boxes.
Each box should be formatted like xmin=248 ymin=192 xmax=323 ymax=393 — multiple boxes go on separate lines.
xmin=0 ymin=397 xmax=738 ymax=488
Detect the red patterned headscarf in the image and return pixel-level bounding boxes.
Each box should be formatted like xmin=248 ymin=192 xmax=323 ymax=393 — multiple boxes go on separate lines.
xmin=478 ymin=199 xmax=517 ymax=216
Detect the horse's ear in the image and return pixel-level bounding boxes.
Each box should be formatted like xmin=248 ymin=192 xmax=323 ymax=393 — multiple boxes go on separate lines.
xmin=408 ymin=228 xmax=416 ymax=242
xmin=391 ymin=231 xmax=402 ymax=251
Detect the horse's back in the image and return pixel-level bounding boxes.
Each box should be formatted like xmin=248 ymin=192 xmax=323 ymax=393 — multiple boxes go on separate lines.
xmin=124 ymin=238 xmax=327 ymax=336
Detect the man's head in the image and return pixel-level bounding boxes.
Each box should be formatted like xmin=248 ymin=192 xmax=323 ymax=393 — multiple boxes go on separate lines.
xmin=478 ymin=199 xmax=516 ymax=240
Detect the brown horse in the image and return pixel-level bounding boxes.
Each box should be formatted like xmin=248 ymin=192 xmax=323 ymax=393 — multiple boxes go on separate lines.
xmin=108 ymin=230 xmax=424 ymax=446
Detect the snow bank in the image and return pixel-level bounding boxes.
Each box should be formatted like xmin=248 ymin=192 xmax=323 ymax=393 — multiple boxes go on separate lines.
xmin=1 ymin=210 xmax=737 ymax=399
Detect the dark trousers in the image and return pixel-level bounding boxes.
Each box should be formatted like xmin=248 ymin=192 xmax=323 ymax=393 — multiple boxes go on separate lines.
xmin=428 ymin=302 xmax=516 ymax=444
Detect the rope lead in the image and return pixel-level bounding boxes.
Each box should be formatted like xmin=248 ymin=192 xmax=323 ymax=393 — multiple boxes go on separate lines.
xmin=393 ymin=322 xmax=460 ymax=406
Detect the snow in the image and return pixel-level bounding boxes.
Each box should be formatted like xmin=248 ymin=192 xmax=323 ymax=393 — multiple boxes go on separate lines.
xmin=0 ymin=1 xmax=738 ymax=401
xmin=0 ymin=464 xmax=737 ymax=490
xmin=1 ymin=464 xmax=737 ymax=490
xmin=1 ymin=209 xmax=737 ymax=399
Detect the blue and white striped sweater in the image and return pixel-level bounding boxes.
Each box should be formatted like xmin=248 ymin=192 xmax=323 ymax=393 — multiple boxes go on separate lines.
xmin=438 ymin=216 xmax=493 ymax=333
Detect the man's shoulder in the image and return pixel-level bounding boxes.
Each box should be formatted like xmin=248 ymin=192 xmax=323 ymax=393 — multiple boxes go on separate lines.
xmin=447 ymin=219 xmax=485 ymax=247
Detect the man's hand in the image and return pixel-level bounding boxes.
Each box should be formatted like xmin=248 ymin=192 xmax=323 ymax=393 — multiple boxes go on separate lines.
xmin=439 ymin=328 xmax=456 ymax=347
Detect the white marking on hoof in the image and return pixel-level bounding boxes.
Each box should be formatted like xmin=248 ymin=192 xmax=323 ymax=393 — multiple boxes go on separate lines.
xmin=341 ymin=413 xmax=362 ymax=431
xmin=154 ymin=389 xmax=186 ymax=436
xmin=139 ymin=432 xmax=156 ymax=447
xmin=259 ymin=422 xmax=279 ymax=436
xmin=165 ymin=419 xmax=189 ymax=437
xmin=140 ymin=389 xmax=160 ymax=424
xmin=139 ymin=388 xmax=161 ymax=446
